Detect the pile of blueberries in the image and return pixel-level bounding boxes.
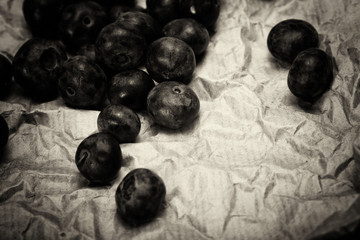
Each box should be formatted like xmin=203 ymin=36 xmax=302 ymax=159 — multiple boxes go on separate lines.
xmin=0 ymin=0 xmax=221 ymax=227
xmin=12 ymin=0 xmax=220 ymax=107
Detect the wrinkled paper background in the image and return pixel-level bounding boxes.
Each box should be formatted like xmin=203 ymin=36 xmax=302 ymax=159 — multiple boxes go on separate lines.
xmin=1 ymin=0 xmax=360 ymax=239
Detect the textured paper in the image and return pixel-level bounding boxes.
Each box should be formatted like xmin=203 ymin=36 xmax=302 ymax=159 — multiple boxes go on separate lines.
xmin=1 ymin=0 xmax=360 ymax=239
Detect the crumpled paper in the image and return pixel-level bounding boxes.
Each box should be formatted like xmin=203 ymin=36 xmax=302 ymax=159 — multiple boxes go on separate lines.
xmin=1 ymin=0 xmax=360 ymax=239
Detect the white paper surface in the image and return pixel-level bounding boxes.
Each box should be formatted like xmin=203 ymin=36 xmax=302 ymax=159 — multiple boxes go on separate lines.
xmin=1 ymin=0 xmax=360 ymax=239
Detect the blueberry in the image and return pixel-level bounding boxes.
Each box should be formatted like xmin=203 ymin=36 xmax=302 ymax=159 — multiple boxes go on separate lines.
xmin=288 ymin=48 xmax=334 ymax=103
xmin=267 ymin=19 xmax=319 ymax=64
xmin=75 ymin=132 xmax=122 ymax=184
xmin=162 ymin=18 xmax=210 ymax=56
xmin=23 ymin=0 xmax=64 ymax=39
xmin=12 ymin=38 xmax=67 ymax=101
xmin=145 ymin=37 xmax=196 ymax=84
xmin=115 ymin=168 xmax=166 ymax=226
xmin=97 ymin=104 xmax=141 ymax=143
xmin=95 ymin=21 xmax=147 ymax=72
xmin=58 ymin=56 xmax=107 ymax=109
xmin=147 ymin=81 xmax=200 ymax=129
xmin=179 ymin=0 xmax=221 ymax=31
xmin=58 ymin=1 xmax=109 ymax=53
xmin=108 ymin=69 xmax=155 ymax=110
